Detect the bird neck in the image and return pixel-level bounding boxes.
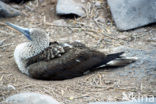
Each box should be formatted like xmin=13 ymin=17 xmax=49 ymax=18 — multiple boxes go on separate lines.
xmin=23 ymin=39 xmax=49 ymax=59
xmin=13 ymin=37 xmax=49 ymax=75
xmin=31 ymin=39 xmax=49 ymax=51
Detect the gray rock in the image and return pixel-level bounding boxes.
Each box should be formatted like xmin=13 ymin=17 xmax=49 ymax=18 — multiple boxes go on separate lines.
xmin=0 ymin=0 xmax=32 ymax=4
xmin=56 ymin=0 xmax=86 ymax=17
xmin=89 ymin=98 xmax=156 ymax=104
xmin=3 ymin=92 xmax=60 ymax=104
xmin=107 ymin=0 xmax=156 ymax=31
xmin=112 ymin=47 xmax=156 ymax=79
xmin=0 ymin=1 xmax=20 ymax=18
xmin=0 ymin=0 xmax=8 ymax=3
xmin=0 ymin=0 xmax=10 ymax=3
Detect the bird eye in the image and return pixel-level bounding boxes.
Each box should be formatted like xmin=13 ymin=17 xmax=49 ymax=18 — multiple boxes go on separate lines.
xmin=25 ymin=30 xmax=30 ymax=35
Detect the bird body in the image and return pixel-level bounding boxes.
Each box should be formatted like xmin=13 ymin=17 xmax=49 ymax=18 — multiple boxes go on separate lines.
xmin=7 ymin=23 xmax=137 ymax=80
xmin=26 ymin=42 xmax=124 ymax=80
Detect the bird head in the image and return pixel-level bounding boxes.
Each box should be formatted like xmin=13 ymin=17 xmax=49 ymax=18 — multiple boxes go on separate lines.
xmin=6 ymin=22 xmax=49 ymax=43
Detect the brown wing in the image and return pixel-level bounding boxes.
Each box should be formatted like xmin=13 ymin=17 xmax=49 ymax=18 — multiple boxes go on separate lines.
xmin=26 ymin=41 xmax=88 ymax=66
xmin=27 ymin=42 xmax=106 ymax=80
xmin=26 ymin=42 xmax=66 ymax=66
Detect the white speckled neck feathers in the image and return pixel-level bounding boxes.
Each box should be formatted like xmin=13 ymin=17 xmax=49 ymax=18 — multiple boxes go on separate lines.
xmin=19 ymin=28 xmax=49 ymax=59
xmin=29 ymin=28 xmax=50 ymax=56
xmin=14 ymin=28 xmax=50 ymax=74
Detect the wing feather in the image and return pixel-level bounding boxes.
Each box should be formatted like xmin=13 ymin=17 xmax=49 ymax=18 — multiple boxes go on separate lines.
xmin=27 ymin=42 xmax=106 ymax=80
xmin=26 ymin=42 xmax=65 ymax=66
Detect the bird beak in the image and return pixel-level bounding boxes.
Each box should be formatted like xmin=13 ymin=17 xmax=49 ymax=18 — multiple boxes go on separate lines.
xmin=6 ymin=22 xmax=32 ymax=41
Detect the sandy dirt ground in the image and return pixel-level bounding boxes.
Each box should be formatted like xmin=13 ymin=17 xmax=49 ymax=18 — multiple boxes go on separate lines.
xmin=0 ymin=0 xmax=156 ymax=104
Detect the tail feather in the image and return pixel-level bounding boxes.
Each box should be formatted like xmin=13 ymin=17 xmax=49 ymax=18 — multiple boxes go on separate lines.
xmin=97 ymin=52 xmax=137 ymax=68
xmin=106 ymin=57 xmax=137 ymax=67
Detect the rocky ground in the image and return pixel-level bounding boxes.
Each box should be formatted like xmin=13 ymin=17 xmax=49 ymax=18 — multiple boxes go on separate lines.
xmin=0 ymin=0 xmax=156 ymax=104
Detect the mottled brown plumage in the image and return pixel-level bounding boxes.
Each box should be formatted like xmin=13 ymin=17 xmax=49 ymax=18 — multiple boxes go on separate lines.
xmin=26 ymin=42 xmax=124 ymax=80
xmin=26 ymin=42 xmax=65 ymax=65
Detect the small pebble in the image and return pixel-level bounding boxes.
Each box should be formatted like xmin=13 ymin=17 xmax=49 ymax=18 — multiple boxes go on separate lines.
xmin=95 ymin=1 xmax=101 ymax=8
xmin=7 ymin=84 xmax=16 ymax=90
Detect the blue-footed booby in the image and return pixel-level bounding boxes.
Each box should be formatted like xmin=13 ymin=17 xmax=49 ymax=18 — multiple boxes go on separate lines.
xmin=6 ymin=22 xmax=137 ymax=80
